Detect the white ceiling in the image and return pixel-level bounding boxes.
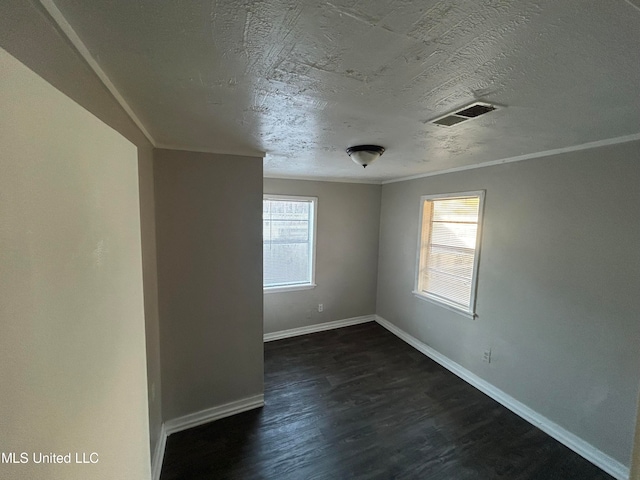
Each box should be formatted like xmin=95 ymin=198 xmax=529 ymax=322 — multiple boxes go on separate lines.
xmin=49 ymin=0 xmax=640 ymax=182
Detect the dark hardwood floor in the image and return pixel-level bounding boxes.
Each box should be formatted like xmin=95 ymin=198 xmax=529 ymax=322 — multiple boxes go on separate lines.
xmin=160 ymin=322 xmax=613 ymax=479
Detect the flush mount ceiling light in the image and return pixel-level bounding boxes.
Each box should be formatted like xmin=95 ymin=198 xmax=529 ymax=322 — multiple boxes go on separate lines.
xmin=346 ymin=145 xmax=385 ymax=168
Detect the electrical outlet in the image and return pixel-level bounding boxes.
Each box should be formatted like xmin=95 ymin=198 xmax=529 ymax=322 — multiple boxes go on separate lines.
xmin=483 ymin=349 xmax=492 ymax=363
xmin=318 ymin=303 xmax=324 ymax=312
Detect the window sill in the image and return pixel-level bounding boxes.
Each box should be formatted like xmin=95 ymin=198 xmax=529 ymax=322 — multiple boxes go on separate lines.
xmin=264 ymin=283 xmax=316 ymax=294
xmin=412 ymin=291 xmax=476 ymax=319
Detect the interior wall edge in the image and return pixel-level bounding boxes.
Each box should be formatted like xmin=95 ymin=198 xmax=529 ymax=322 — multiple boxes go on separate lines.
xmin=151 ymin=423 xmax=167 ymax=480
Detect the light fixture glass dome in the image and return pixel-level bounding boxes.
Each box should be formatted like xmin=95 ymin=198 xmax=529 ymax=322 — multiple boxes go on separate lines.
xmin=346 ymin=145 xmax=385 ymax=168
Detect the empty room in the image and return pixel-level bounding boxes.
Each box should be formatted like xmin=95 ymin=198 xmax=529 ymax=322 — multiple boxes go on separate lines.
xmin=1 ymin=1 xmax=639 ymax=479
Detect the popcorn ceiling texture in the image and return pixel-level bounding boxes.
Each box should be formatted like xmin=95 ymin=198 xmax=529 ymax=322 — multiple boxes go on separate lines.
xmin=51 ymin=0 xmax=640 ymax=181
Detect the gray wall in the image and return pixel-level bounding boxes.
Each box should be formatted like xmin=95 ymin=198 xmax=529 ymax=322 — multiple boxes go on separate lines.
xmin=633 ymin=398 xmax=640 ymax=479
xmin=376 ymin=140 xmax=640 ymax=465
xmin=1 ymin=47 xmax=150 ymax=478
xmin=1 ymin=0 xmax=164 ymax=457
xmin=263 ymin=179 xmax=381 ymax=334
xmin=155 ymin=149 xmax=264 ymax=421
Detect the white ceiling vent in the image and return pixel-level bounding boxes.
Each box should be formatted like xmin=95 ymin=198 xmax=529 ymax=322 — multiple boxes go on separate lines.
xmin=431 ymin=102 xmax=498 ymax=127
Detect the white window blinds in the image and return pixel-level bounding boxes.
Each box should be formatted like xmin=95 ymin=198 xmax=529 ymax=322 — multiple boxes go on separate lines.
xmin=416 ymin=192 xmax=484 ymax=314
xmin=263 ymin=196 xmax=317 ymax=289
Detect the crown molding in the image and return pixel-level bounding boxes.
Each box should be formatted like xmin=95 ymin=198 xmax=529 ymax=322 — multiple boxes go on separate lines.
xmin=382 ymin=133 xmax=640 ymax=185
xmin=154 ymin=143 xmax=265 ymax=158
xmin=263 ymin=174 xmax=382 ymax=185
xmin=38 ymin=0 xmax=156 ymax=146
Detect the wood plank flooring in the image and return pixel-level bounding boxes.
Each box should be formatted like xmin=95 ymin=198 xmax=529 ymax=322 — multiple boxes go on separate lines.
xmin=160 ymin=322 xmax=614 ymax=479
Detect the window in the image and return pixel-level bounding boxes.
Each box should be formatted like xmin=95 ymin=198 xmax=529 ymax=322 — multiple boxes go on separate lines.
xmin=414 ymin=191 xmax=485 ymax=316
xmin=263 ymin=195 xmax=317 ymax=292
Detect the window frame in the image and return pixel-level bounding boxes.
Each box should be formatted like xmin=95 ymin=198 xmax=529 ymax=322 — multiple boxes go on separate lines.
xmin=263 ymin=194 xmax=318 ymax=294
xmin=413 ymin=190 xmax=485 ymax=318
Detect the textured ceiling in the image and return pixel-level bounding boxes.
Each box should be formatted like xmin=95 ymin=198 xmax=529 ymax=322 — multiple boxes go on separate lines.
xmin=51 ymin=0 xmax=640 ymax=182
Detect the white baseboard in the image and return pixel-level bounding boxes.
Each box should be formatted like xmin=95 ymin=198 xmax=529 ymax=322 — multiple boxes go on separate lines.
xmin=151 ymin=394 xmax=264 ymax=479
xmin=151 ymin=423 xmax=167 ymax=480
xmin=164 ymin=393 xmax=265 ymax=436
xmin=264 ymin=314 xmax=375 ymax=342
xmin=374 ymin=315 xmax=630 ymax=480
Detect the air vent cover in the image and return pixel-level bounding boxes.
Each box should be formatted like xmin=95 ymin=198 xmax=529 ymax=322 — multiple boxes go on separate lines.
xmin=430 ymin=102 xmax=498 ymax=127
xmin=433 ymin=115 xmax=469 ymax=126
xmin=456 ymin=104 xmax=496 ymax=118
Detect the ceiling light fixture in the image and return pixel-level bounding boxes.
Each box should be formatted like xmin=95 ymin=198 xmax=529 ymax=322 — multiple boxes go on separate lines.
xmin=346 ymin=145 xmax=385 ymax=168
